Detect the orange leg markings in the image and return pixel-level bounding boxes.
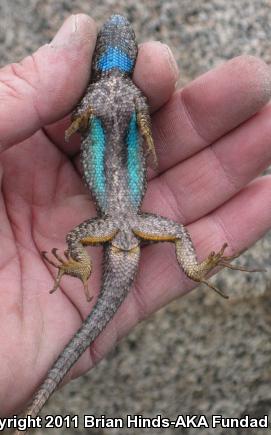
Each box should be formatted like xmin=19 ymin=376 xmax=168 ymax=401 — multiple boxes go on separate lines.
xmin=133 ymin=229 xmax=177 ymax=242
xmin=81 ymin=230 xmax=118 ymax=246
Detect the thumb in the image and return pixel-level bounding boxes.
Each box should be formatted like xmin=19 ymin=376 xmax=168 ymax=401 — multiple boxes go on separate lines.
xmin=0 ymin=14 xmax=97 ymax=151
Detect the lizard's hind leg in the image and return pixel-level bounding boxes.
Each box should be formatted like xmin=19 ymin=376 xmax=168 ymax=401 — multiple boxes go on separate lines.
xmin=133 ymin=213 xmax=262 ymax=298
xmin=42 ymin=217 xmax=117 ymax=301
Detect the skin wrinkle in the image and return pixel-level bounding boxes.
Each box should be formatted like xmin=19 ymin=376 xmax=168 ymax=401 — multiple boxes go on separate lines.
xmin=206 ymin=177 xmax=271 ymax=259
xmin=30 ymin=291 xmax=85 ymax=395
xmin=161 ymin=43 xmax=180 ymax=85
xmin=11 ymin=248 xmax=24 ymax=313
xmin=3 ymin=198 xmax=38 ymax=253
xmin=0 ymin=62 xmax=43 ymax=149
xmin=215 ymin=175 xmax=271 ymax=252
xmin=210 ymin=142 xmax=242 ymax=194
xmin=27 ymin=144 xmax=42 ymax=287
xmin=0 ymin=194 xmax=24 ymax=313
xmin=29 ymin=301 xmax=46 ymax=383
xmin=0 ymin=77 xmax=23 ymax=101
xmin=151 ymin=97 xmax=186 ymax=168
xmin=130 ymin=279 xmax=150 ymax=320
xmin=0 ymin=178 xmax=19 ymax=273
xmin=9 ymin=58 xmax=40 ymax=105
xmin=29 ymin=200 xmax=61 ymax=309
xmin=208 ymin=212 xmax=236 ymax=256
xmin=164 ymin=157 xmax=208 ymax=217
xmin=134 ymin=244 xmax=192 ymax=314
xmin=43 ymin=116 xmax=74 ymax=153
xmin=179 ymin=88 xmax=210 ymax=146
xmin=22 ymin=55 xmax=41 ymax=92
xmin=151 ymin=172 xmax=188 ymax=225
xmin=132 ymin=263 xmax=161 ymax=316
xmin=151 ymin=121 xmax=168 ymax=162
xmin=69 ymin=151 xmax=84 ymax=180
xmin=31 ymin=136 xmax=68 ymax=207
xmin=88 ymin=338 xmax=104 ymax=368
xmin=1 ymin=354 xmax=18 ymax=408
xmin=50 ymin=147 xmax=95 ymax=204
xmin=0 ymin=250 xmax=17 ymax=276
xmin=47 ymin=155 xmax=66 ymax=206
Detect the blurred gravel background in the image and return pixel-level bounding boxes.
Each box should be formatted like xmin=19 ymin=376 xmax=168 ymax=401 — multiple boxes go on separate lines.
xmin=1 ymin=1 xmax=271 ymax=434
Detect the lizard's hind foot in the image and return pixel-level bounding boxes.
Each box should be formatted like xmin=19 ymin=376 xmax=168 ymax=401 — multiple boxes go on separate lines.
xmin=183 ymin=243 xmax=264 ymax=299
xmin=41 ymin=248 xmax=93 ymax=302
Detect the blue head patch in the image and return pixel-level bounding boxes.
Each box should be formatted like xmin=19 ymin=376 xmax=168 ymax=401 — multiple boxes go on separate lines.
xmin=98 ymin=46 xmax=133 ymax=73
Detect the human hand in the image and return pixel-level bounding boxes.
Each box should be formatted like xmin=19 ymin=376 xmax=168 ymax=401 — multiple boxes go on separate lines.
xmin=1 ymin=14 xmax=270 ymax=415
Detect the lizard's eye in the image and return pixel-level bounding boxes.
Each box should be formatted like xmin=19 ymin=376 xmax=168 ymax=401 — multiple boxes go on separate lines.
xmin=92 ymin=14 xmax=138 ymax=77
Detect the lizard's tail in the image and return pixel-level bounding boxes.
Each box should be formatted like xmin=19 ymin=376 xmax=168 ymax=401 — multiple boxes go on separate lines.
xmin=16 ymin=244 xmax=140 ymax=428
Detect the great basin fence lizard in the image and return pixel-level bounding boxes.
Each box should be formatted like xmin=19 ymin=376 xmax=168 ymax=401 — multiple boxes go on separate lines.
xmin=14 ymin=14 xmax=261 ymax=432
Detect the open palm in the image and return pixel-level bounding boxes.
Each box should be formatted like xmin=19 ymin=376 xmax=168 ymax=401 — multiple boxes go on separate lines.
xmin=1 ymin=14 xmax=271 ymax=416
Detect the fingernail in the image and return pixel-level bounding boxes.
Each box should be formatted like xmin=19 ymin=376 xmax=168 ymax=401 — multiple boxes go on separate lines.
xmin=162 ymin=43 xmax=179 ymax=84
xmin=50 ymin=14 xmax=96 ymax=47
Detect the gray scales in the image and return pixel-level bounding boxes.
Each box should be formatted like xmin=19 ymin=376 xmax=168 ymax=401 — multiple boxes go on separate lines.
xmin=14 ymin=14 xmax=261 ymax=433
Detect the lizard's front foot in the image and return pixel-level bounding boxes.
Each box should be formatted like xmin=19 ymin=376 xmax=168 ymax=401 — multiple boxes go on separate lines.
xmin=65 ymin=107 xmax=93 ymax=142
xmin=42 ymin=248 xmax=93 ymax=302
xmin=185 ymin=243 xmax=263 ymax=298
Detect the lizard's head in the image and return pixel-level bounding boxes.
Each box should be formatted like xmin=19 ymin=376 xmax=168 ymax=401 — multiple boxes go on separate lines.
xmin=92 ymin=14 xmax=138 ymax=80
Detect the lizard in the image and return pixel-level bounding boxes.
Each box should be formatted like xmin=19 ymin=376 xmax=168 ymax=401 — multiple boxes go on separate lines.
xmin=14 ymin=14 xmax=261 ymax=433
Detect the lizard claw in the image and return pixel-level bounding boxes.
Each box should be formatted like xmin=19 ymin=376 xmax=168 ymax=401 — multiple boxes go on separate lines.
xmin=42 ymin=248 xmax=93 ymax=302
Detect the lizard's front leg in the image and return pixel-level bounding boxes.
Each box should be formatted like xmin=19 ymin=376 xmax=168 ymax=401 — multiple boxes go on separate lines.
xmin=65 ymin=107 xmax=94 ymax=142
xmin=133 ymin=213 xmax=261 ymax=298
xmin=42 ymin=218 xmax=117 ymax=301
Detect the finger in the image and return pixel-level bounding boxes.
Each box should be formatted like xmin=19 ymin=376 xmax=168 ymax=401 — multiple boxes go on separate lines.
xmin=146 ymin=103 xmax=271 ymax=223
xmin=152 ymin=55 xmax=271 ymax=172
xmin=134 ymin=42 xmax=179 ymax=111
xmin=0 ymin=14 xmax=97 ymax=151
xmin=46 ymin=41 xmax=179 ymax=154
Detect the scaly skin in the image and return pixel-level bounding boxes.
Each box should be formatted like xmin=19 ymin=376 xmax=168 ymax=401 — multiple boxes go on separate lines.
xmin=14 ymin=14 xmax=259 ymax=433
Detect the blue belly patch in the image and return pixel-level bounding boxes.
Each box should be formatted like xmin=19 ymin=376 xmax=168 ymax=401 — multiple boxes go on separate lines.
xmin=126 ymin=112 xmax=142 ymax=206
xmin=90 ymin=117 xmax=106 ymax=203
